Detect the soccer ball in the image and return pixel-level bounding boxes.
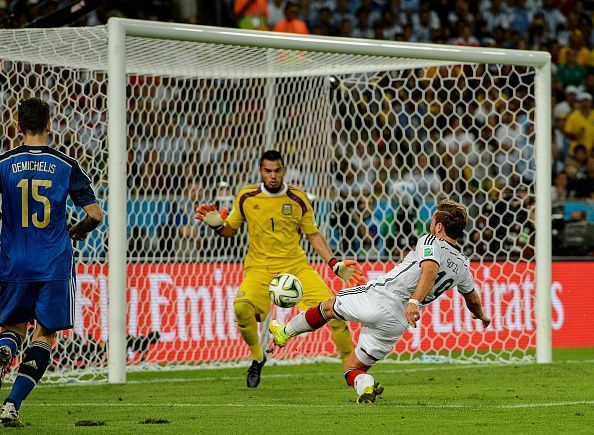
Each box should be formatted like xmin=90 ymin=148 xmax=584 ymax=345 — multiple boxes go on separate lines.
xmin=269 ymin=273 xmax=303 ymax=308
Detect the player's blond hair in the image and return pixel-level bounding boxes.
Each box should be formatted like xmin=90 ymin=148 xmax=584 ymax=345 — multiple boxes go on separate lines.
xmin=434 ymin=200 xmax=468 ymax=239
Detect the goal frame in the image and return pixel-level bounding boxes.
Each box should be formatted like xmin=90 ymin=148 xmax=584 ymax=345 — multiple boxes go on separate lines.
xmin=106 ymin=17 xmax=552 ymax=384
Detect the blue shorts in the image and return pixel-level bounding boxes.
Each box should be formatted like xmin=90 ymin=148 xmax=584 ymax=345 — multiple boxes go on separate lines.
xmin=0 ymin=279 xmax=75 ymax=331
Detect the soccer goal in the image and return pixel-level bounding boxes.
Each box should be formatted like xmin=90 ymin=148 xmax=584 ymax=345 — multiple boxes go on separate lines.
xmin=0 ymin=18 xmax=551 ymax=384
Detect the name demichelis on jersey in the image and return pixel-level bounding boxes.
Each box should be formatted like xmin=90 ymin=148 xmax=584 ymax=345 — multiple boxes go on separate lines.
xmin=0 ymin=145 xmax=96 ymax=282
xmin=10 ymin=160 xmax=56 ymax=174
xmin=369 ymin=234 xmax=475 ymax=319
xmin=225 ymin=183 xmax=317 ymax=269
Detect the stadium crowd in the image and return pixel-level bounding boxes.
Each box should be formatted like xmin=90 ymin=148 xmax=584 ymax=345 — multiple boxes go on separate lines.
xmin=1 ymin=0 xmax=594 ymax=259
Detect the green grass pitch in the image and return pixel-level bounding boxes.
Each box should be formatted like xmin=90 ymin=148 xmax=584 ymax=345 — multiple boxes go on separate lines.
xmin=3 ymin=348 xmax=593 ymax=434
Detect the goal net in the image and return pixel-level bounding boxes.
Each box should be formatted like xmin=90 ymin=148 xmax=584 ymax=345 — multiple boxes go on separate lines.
xmin=0 ymin=23 xmax=545 ymax=383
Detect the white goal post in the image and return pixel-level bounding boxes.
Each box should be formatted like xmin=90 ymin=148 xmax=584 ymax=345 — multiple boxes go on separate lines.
xmin=107 ymin=18 xmax=551 ymax=383
xmin=0 ymin=17 xmax=552 ymax=384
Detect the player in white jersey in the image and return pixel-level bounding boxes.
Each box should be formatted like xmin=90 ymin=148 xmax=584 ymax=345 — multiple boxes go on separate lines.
xmin=269 ymin=200 xmax=491 ymax=404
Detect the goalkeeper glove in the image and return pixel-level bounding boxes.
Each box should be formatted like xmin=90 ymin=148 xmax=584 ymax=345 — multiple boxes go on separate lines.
xmin=328 ymin=258 xmax=365 ymax=287
xmin=195 ymin=203 xmax=228 ymax=232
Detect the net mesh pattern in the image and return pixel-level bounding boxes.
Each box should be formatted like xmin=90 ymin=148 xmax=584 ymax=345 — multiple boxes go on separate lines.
xmin=0 ymin=27 xmax=456 ymax=78
xmin=0 ymin=26 xmax=536 ymax=382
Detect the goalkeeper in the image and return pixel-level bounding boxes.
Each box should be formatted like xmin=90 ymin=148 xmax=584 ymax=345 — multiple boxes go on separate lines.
xmin=196 ymin=150 xmax=364 ymax=388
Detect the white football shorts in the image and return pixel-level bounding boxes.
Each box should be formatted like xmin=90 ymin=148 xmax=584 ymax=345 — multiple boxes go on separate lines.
xmin=333 ymin=284 xmax=409 ymax=367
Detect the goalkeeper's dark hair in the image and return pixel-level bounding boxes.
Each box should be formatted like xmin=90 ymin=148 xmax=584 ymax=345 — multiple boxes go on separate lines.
xmin=434 ymin=199 xmax=467 ymax=239
xmin=259 ymin=150 xmax=284 ymax=168
xmin=18 ymin=97 xmax=50 ymax=136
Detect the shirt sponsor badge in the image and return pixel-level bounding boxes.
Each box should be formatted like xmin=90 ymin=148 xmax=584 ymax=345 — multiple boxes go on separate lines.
xmin=282 ymin=204 xmax=292 ymax=215
xmin=423 ymin=247 xmax=434 ymax=257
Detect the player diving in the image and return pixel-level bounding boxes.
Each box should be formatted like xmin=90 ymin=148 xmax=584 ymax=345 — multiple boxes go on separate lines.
xmin=269 ymin=200 xmax=491 ymax=404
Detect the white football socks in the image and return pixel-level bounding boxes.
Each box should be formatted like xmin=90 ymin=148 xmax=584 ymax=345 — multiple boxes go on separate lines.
xmin=354 ymin=373 xmax=375 ymax=395
xmin=284 ymin=311 xmax=313 ymax=337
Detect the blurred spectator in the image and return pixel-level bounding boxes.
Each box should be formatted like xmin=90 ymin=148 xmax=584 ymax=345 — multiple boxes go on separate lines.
xmin=570 ymin=144 xmax=589 ymax=174
xmin=541 ymin=0 xmax=566 ymax=36
xmin=267 ymin=0 xmax=286 ymax=27
xmin=381 ymin=202 xmax=418 ymax=259
xmin=334 ymin=165 xmax=367 ymax=197
xmin=311 ymin=7 xmax=338 ymax=36
xmin=372 ymin=20 xmax=386 ymax=40
xmin=448 ymin=23 xmax=480 ymax=47
xmin=399 ymin=153 xmax=442 ymax=204
xmin=447 ymin=0 xmax=474 ymax=29
xmin=331 ymin=0 xmax=354 ymax=28
xmin=584 ymin=157 xmax=594 ymax=200
xmin=3 ymin=0 xmax=593 ymax=259
xmin=308 ymin=0 xmax=337 ymax=24
xmin=573 ymin=1 xmax=592 ymax=29
xmin=411 ymin=9 xmax=433 ymax=42
xmin=234 ymin=0 xmax=269 ymax=30
xmin=556 ymin=49 xmax=587 ymax=87
xmin=330 ymin=195 xmax=357 ymax=256
xmin=353 ymin=196 xmax=382 ymax=260
xmin=487 ymin=186 xmax=532 ymax=259
xmin=159 ymin=179 xmax=204 ymax=258
xmin=559 ymin=31 xmax=592 ymax=66
xmin=510 ymin=0 xmax=532 ymax=37
xmin=338 ymin=17 xmax=354 ymax=37
xmin=483 ymin=0 xmax=514 ymax=32
xmin=474 ymin=96 xmax=498 ymax=126
xmin=552 ymin=171 xmax=569 ymax=201
xmin=528 ymin=13 xmax=549 ymax=48
xmin=352 ymin=7 xmax=373 ymax=39
xmin=565 ymin=93 xmax=594 ymax=155
xmin=585 ymin=71 xmax=594 ymax=97
xmin=442 ymin=117 xmax=476 ymax=159
xmin=557 ymin=12 xmax=578 ymax=46
xmin=273 ymin=1 xmax=309 ymax=34
xmin=554 ymin=85 xmax=578 ymax=120
xmin=552 ymin=113 xmax=570 ymax=174
xmin=380 ymin=8 xmax=403 ymax=39
xmin=564 ymin=159 xmax=582 ymax=197
xmin=214 ymin=181 xmax=234 ymax=210
xmin=567 ymin=144 xmax=589 ymax=197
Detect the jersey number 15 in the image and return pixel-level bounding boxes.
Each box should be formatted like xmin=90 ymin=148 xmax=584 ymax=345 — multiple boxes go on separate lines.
xmin=16 ymin=179 xmax=52 ymax=228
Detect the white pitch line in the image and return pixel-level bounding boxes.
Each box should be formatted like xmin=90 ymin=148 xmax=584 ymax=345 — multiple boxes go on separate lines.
xmin=33 ymin=358 xmax=594 ymax=389
xmin=498 ymin=401 xmax=594 ymax=409
xmin=128 ymin=364 xmax=487 ymax=384
xmin=36 ymin=364 xmax=489 ymax=388
xmin=26 ymin=400 xmax=594 ymax=410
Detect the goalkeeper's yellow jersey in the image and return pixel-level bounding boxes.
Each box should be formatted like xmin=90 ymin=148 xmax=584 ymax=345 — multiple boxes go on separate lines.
xmin=225 ymin=183 xmax=319 ymax=269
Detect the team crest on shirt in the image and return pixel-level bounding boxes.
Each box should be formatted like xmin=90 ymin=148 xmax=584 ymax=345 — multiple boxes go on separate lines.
xmin=423 ymin=247 xmax=434 ymax=257
xmin=282 ymin=204 xmax=292 ymax=215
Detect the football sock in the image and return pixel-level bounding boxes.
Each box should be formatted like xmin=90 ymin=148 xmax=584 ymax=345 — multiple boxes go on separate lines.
xmin=285 ymin=304 xmax=328 ymax=337
xmin=249 ymin=344 xmax=264 ymax=362
xmin=6 ymin=341 xmax=51 ymax=411
xmin=234 ymin=301 xmax=264 ymax=362
xmin=344 ymin=368 xmax=366 ymax=387
xmin=0 ymin=330 xmax=22 ymax=360
xmin=344 ymin=368 xmax=374 ymax=394
xmin=354 ymin=373 xmax=375 ymax=395
xmin=327 ymin=319 xmax=353 ymax=362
